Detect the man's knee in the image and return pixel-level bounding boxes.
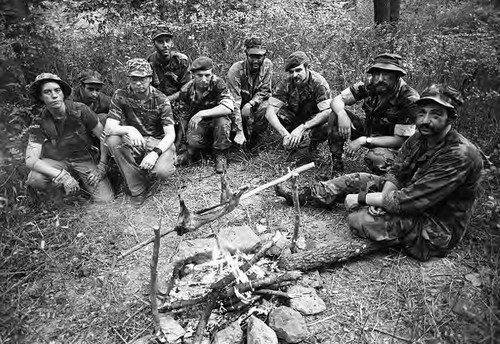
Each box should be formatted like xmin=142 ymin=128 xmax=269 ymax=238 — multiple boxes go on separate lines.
xmin=153 ymin=145 xmax=176 ymax=179
xmin=26 ymin=170 xmax=51 ymax=190
xmin=365 ymin=147 xmax=397 ymax=175
xmin=106 ymin=135 xmax=123 ymax=150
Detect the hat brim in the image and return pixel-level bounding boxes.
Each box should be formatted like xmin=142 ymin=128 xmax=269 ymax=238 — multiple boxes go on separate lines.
xmin=247 ymin=47 xmax=267 ymax=55
xmin=417 ymin=96 xmax=454 ymax=109
xmin=152 ymin=32 xmax=173 ymax=41
xmin=128 ymin=72 xmax=151 ymax=77
xmin=81 ymin=78 xmax=104 ymax=84
xmin=367 ymin=63 xmax=406 ymax=75
xmin=30 ymin=78 xmax=72 ymax=100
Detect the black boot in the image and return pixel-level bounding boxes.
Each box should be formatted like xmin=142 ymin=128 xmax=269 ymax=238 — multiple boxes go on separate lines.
xmin=331 ymin=153 xmax=344 ymax=178
xmin=274 ymin=182 xmax=313 ymax=206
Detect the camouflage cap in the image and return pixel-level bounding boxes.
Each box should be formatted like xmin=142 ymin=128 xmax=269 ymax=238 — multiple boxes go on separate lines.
xmin=189 ymin=56 xmax=213 ymax=72
xmin=367 ymin=53 xmax=406 ymax=75
xmin=284 ymin=51 xmax=310 ymax=71
xmin=151 ymin=24 xmax=173 ymax=41
xmin=78 ymin=69 xmax=104 ymax=84
xmin=126 ymin=58 xmax=153 ymax=77
xmin=417 ymin=84 xmax=464 ymax=116
xmin=245 ymin=37 xmax=267 ymax=55
xmin=29 ymin=73 xmax=72 ymax=101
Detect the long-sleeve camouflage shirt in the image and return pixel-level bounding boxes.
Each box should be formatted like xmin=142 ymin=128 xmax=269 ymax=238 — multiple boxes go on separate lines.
xmin=108 ymin=86 xmax=174 ymax=139
xmin=179 ymin=75 xmax=235 ymax=119
xmin=72 ymin=87 xmax=111 ymax=114
xmin=226 ymin=58 xmax=273 ymax=131
xmin=269 ymin=70 xmax=331 ymax=121
xmin=381 ymin=129 xmax=483 ymax=248
xmin=148 ymin=51 xmax=191 ymax=97
xmin=340 ymin=78 xmax=419 ymax=137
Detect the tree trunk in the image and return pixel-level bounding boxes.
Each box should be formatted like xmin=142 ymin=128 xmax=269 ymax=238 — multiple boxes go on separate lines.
xmin=279 ymin=238 xmax=385 ymax=271
xmin=373 ymin=0 xmax=400 ymax=24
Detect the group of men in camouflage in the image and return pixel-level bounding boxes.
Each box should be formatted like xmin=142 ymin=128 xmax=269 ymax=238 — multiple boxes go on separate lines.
xmin=25 ymin=24 xmax=483 ymax=261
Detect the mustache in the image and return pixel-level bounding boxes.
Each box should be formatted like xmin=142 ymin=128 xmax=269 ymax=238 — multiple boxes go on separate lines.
xmin=374 ymin=81 xmax=388 ymax=87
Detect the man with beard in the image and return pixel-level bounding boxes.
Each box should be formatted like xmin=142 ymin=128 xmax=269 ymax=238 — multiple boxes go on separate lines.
xmin=177 ymin=56 xmax=234 ymax=173
xmin=72 ymin=70 xmax=111 ymax=116
xmin=276 ymin=84 xmax=483 ymax=261
xmin=147 ymin=24 xmax=191 ymax=148
xmin=329 ymin=53 xmax=419 ymax=176
xmin=105 ymin=58 xmax=176 ymax=206
xmin=25 ymin=73 xmax=114 ymax=203
xmin=226 ymin=37 xmax=273 ymax=146
xmin=265 ymin=51 xmax=331 ymax=161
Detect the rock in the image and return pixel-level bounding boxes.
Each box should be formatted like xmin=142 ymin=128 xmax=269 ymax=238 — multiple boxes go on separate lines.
xmin=174 ymin=237 xmax=217 ymax=266
xmin=218 ymin=225 xmax=261 ymax=254
xmin=212 ymin=321 xmax=243 ymax=344
xmin=247 ymin=316 xmax=278 ymax=344
xmin=158 ymin=314 xmax=186 ymax=343
xmin=288 ymin=285 xmax=326 ymax=315
xmin=268 ymin=306 xmax=308 ymax=343
xmin=301 ymin=270 xmax=322 ymax=289
xmin=129 ymin=335 xmax=156 ymax=344
xmin=267 ymin=233 xmax=288 ymax=257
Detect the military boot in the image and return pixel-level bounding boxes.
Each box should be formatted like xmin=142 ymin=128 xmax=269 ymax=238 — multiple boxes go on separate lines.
xmin=274 ymin=182 xmax=313 ymax=206
xmin=214 ymin=150 xmax=227 ymax=174
xmin=331 ymin=153 xmax=345 ymax=178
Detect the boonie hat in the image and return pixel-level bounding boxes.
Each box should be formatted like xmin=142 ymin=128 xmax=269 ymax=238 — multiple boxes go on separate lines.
xmin=245 ymin=37 xmax=267 ymax=55
xmin=417 ymin=84 xmax=463 ymax=116
xmin=29 ymin=73 xmax=72 ymax=101
xmin=367 ymin=53 xmax=406 ymax=75
xmin=78 ymin=70 xmax=104 ymax=84
xmin=126 ymin=58 xmax=153 ymax=77
xmin=151 ymin=24 xmax=173 ymax=41
xmin=190 ymin=56 xmax=213 ymax=72
xmin=284 ymin=51 xmax=310 ymax=71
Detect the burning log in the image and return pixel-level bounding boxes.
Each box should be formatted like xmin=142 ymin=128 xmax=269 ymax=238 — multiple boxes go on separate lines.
xmin=289 ymin=173 xmax=301 ymax=254
xmin=278 ymin=238 xmax=385 ymax=271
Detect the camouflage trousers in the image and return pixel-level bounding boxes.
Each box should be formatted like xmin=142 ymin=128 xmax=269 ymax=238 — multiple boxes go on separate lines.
xmin=277 ymin=106 xmax=329 ymax=148
xmin=241 ymin=100 xmax=269 ymax=139
xmin=312 ymin=172 xmax=452 ymax=261
xmin=185 ymin=115 xmax=232 ymax=151
xmin=328 ymin=109 xmax=398 ymax=175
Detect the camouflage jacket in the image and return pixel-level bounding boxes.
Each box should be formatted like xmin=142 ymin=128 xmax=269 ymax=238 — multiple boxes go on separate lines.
xmin=269 ymin=70 xmax=331 ymax=121
xmin=148 ymin=51 xmax=191 ymax=97
xmin=226 ymin=58 xmax=273 ymax=131
xmin=179 ymin=75 xmax=234 ymax=120
xmin=108 ymin=86 xmax=174 ymax=139
xmin=382 ymin=129 xmax=483 ymax=248
xmin=340 ymin=78 xmax=419 ymax=137
xmin=28 ymin=100 xmax=98 ymax=161
xmin=72 ymin=87 xmax=111 ymax=114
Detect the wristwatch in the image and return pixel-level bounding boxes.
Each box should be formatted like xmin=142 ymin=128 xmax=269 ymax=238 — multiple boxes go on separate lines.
xmin=152 ymin=147 xmax=163 ymax=156
xmin=365 ymin=137 xmax=372 ymax=146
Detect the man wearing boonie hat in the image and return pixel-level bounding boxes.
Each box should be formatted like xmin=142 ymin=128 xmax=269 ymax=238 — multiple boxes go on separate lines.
xmin=177 ymin=56 xmax=235 ymax=173
xmin=226 ymin=37 xmax=273 ymax=147
xmin=72 ymin=69 xmax=111 ymax=116
xmin=329 ymin=53 xmax=420 ymax=176
xmin=105 ymin=58 xmax=176 ymax=206
xmin=265 ymin=50 xmax=332 ymax=162
xmin=276 ymin=84 xmax=483 ymax=261
xmin=25 ymin=73 xmax=114 ymax=203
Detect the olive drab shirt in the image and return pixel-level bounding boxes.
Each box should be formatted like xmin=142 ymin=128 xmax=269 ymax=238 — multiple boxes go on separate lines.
xmin=226 ymin=58 xmax=273 ymax=131
xmin=28 ymin=100 xmax=98 ymax=161
xmin=381 ymin=129 xmax=483 ymax=248
xmin=72 ymin=87 xmax=111 ymax=114
xmin=108 ymin=86 xmax=174 ymax=139
xmin=148 ymin=51 xmax=191 ymax=97
xmin=340 ymin=78 xmax=419 ymax=138
xmin=269 ymin=70 xmax=331 ymax=119
xmin=178 ymin=75 xmax=235 ymax=119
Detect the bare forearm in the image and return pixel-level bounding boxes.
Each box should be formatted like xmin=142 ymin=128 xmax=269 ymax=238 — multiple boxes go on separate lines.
xmin=156 ymin=126 xmax=175 ymax=152
xmin=265 ymin=106 xmax=288 ymax=137
xmin=167 ymin=91 xmax=180 ymax=103
xmin=366 ymin=136 xmax=405 ymax=149
xmin=198 ymin=105 xmax=231 ymax=119
xmin=304 ymin=109 xmax=330 ymax=129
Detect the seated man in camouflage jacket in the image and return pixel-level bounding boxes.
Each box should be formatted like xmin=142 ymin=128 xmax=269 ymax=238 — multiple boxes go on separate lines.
xmin=276 ymin=84 xmax=483 ymax=261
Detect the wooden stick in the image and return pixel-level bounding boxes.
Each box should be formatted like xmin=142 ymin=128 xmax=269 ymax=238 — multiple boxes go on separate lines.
xmin=222 ymin=270 xmax=302 ymax=298
xmin=193 ymin=292 xmax=217 ymax=344
xmin=290 ymin=173 xmax=301 ymax=254
xmin=150 ymin=226 xmax=162 ymax=337
xmin=254 ymin=289 xmax=292 ymax=299
xmin=118 ymin=228 xmax=176 ymax=260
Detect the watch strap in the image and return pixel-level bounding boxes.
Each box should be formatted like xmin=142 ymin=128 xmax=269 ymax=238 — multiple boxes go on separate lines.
xmin=152 ymin=147 xmax=163 ymax=156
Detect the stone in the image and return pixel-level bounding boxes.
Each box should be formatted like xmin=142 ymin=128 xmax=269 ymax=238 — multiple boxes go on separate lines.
xmin=217 ymin=225 xmax=260 ymax=254
xmin=268 ymin=306 xmax=308 ymax=343
xmin=247 ymin=316 xmax=278 ymax=344
xmin=174 ymin=237 xmax=217 ymax=266
xmin=158 ymin=314 xmax=186 ymax=343
xmin=288 ymin=285 xmax=326 ymax=315
xmin=267 ymin=233 xmax=288 ymax=257
xmin=212 ymin=321 xmax=243 ymax=344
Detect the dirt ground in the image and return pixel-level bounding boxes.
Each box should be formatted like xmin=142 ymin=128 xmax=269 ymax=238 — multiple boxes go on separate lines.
xmin=1 ymin=137 xmax=499 ymax=344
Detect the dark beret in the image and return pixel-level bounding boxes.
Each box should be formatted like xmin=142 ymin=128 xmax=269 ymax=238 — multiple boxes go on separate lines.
xmin=190 ymin=56 xmax=214 ymax=72
xmin=284 ymin=51 xmax=310 ymax=71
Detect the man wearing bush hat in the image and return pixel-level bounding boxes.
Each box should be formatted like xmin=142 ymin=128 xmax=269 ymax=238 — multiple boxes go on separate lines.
xmin=177 ymin=56 xmax=234 ymax=173
xmin=226 ymin=37 xmax=273 ymax=146
xmin=265 ymin=50 xmax=331 ymax=162
xmin=105 ymin=58 xmax=176 ymax=206
xmin=25 ymin=73 xmax=114 ymax=203
xmin=276 ymin=84 xmax=483 ymax=261
xmin=329 ymin=53 xmax=419 ymax=176
xmin=72 ymin=69 xmax=111 ymax=116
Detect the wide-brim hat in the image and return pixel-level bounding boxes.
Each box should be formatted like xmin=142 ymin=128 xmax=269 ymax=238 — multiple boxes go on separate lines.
xmin=417 ymin=84 xmax=463 ymax=111
xmin=367 ymin=53 xmax=406 ymax=75
xmin=29 ymin=73 xmax=72 ymax=100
